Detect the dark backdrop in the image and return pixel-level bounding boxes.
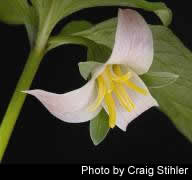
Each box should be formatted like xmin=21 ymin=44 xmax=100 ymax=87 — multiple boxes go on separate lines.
xmin=0 ymin=0 xmax=192 ymax=164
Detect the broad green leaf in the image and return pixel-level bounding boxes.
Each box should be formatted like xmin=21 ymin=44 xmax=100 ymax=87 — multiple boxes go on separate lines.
xmin=48 ymin=34 xmax=97 ymax=51
xmin=48 ymin=35 xmax=91 ymax=51
xmin=90 ymin=109 xmax=110 ymax=146
xmin=78 ymin=61 xmax=102 ymax=80
xmin=31 ymin=0 xmax=171 ymax=40
xmin=0 ymin=0 xmax=39 ymax=48
xmin=155 ymin=8 xmax=172 ymax=27
xmin=60 ymin=21 xmax=93 ymax=35
xmin=48 ymin=19 xmax=112 ymax=60
xmin=87 ymin=43 xmax=111 ymax=63
xmin=66 ymin=0 xmax=172 ymax=26
xmin=144 ymin=26 xmax=192 ymax=142
xmin=75 ymin=18 xmax=117 ymax=49
xmin=47 ymin=19 xmax=93 ymax=51
xmin=141 ymin=72 xmax=179 ymax=88
xmin=48 ymin=33 xmax=112 ymax=63
xmin=0 ymin=0 xmax=171 ymax=49
xmin=0 ymin=0 xmax=29 ymax=24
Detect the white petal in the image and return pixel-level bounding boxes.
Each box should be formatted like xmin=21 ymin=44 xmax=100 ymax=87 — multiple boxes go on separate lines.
xmin=107 ymin=9 xmax=153 ymax=75
xmin=23 ymin=79 xmax=101 ymax=123
xmin=115 ymin=72 xmax=158 ymax=131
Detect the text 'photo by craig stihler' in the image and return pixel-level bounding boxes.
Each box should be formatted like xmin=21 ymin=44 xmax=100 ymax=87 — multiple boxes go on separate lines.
xmin=81 ymin=165 xmax=189 ymax=177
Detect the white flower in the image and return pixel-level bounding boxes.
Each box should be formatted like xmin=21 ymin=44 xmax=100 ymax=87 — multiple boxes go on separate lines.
xmin=24 ymin=9 xmax=158 ymax=131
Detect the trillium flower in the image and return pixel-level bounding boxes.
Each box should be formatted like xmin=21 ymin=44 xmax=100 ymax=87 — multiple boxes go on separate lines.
xmin=24 ymin=9 xmax=158 ymax=131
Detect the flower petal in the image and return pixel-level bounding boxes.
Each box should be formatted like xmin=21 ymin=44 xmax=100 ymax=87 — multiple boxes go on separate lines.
xmin=114 ymin=72 xmax=158 ymax=131
xmin=23 ymin=79 xmax=101 ymax=123
xmin=107 ymin=9 xmax=153 ymax=75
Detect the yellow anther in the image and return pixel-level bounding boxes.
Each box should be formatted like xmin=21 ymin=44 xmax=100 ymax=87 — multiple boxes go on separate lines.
xmin=104 ymin=93 xmax=116 ymax=128
xmin=113 ymin=84 xmax=135 ymax=112
xmin=88 ymin=76 xmax=106 ymax=112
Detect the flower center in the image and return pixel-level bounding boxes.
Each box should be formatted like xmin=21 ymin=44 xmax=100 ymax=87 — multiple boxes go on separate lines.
xmin=88 ymin=65 xmax=147 ymax=128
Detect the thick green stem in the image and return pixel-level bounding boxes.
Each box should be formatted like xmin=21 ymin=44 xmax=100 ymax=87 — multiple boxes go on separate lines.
xmin=0 ymin=45 xmax=45 ymax=162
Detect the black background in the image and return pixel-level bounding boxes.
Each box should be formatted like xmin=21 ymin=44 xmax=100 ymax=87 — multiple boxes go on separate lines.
xmin=0 ymin=0 xmax=192 ymax=164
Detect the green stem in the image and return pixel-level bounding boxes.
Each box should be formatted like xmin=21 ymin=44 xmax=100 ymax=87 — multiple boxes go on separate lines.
xmin=0 ymin=45 xmax=45 ymax=162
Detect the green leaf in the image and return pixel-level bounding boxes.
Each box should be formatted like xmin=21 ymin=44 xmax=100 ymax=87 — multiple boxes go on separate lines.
xmin=60 ymin=21 xmax=93 ymax=35
xmin=142 ymin=25 xmax=192 ymax=142
xmin=47 ymin=19 xmax=112 ymax=58
xmin=66 ymin=0 xmax=172 ymax=26
xmin=87 ymin=43 xmax=112 ymax=63
xmin=78 ymin=61 xmax=102 ymax=80
xmin=0 ymin=0 xmax=39 ymax=48
xmin=0 ymin=0 xmax=29 ymax=24
xmin=90 ymin=109 xmax=110 ymax=146
xmin=48 ymin=35 xmax=86 ymax=51
xmin=155 ymin=8 xmax=172 ymax=27
xmin=48 ymin=31 xmax=112 ymax=63
xmin=31 ymin=0 xmax=171 ymax=41
xmin=141 ymin=72 xmax=179 ymax=88
xmin=75 ymin=18 xmax=117 ymax=49
xmin=48 ymin=34 xmax=101 ymax=52
xmin=47 ymin=19 xmax=95 ymax=51
xmin=0 ymin=0 xmax=171 ymax=50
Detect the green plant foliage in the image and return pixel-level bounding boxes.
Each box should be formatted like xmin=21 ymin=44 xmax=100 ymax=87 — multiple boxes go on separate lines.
xmin=60 ymin=21 xmax=93 ymax=35
xmin=31 ymin=0 xmax=171 ymax=35
xmin=148 ymin=26 xmax=192 ymax=142
xmin=78 ymin=61 xmax=102 ymax=80
xmin=0 ymin=0 xmax=29 ymax=24
xmin=0 ymin=0 xmax=171 ymax=48
xmin=141 ymin=72 xmax=179 ymax=88
xmin=90 ymin=109 xmax=110 ymax=146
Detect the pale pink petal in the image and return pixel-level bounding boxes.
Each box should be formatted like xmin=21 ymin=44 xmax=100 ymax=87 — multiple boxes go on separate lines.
xmin=114 ymin=72 xmax=158 ymax=131
xmin=107 ymin=9 xmax=153 ymax=75
xmin=23 ymin=79 xmax=101 ymax=123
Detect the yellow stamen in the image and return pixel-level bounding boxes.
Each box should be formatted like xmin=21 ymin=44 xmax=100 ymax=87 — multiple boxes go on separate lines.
xmin=113 ymin=84 xmax=135 ymax=112
xmin=88 ymin=75 xmax=106 ymax=112
xmin=113 ymin=65 xmax=148 ymax=95
xmin=89 ymin=64 xmax=148 ymax=129
xmin=102 ymin=66 xmax=114 ymax=93
xmin=125 ymin=80 xmax=148 ymax=95
xmin=104 ymin=93 xmax=116 ymax=128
